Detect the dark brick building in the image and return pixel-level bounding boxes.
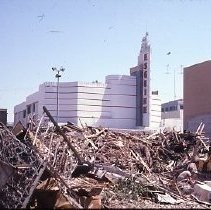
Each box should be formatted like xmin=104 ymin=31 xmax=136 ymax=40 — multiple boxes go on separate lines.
xmin=0 ymin=109 xmax=7 ymax=125
xmin=184 ymin=60 xmax=211 ymax=136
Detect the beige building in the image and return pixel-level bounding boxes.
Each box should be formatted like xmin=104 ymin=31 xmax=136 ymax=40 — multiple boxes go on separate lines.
xmin=184 ymin=60 xmax=211 ymax=136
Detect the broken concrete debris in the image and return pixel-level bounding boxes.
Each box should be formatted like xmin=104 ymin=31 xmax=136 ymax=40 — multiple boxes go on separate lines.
xmin=193 ymin=182 xmax=211 ymax=204
xmin=0 ymin=108 xmax=211 ymax=208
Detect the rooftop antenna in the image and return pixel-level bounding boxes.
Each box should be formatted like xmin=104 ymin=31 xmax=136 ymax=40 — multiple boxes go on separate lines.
xmin=173 ymin=68 xmax=176 ymax=100
xmin=165 ymin=51 xmax=177 ymax=100
xmin=165 ymin=64 xmax=170 ymax=74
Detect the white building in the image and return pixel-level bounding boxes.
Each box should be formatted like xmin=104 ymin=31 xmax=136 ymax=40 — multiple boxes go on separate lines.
xmin=14 ymin=76 xmax=137 ymax=129
xmin=161 ymin=99 xmax=183 ymax=131
xmin=14 ymin=33 xmax=161 ymax=130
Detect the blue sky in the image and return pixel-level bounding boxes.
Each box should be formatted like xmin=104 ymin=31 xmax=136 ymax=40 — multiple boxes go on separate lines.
xmin=1 ymin=0 xmax=211 ymax=122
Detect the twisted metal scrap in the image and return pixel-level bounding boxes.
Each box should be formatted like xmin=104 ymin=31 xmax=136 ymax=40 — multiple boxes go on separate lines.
xmin=0 ymin=123 xmax=43 ymax=209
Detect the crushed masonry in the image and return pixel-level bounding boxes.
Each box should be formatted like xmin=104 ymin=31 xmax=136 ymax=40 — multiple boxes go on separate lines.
xmin=0 ymin=107 xmax=211 ymax=208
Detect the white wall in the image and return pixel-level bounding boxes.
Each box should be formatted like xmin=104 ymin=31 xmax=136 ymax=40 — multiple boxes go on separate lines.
xmin=161 ymin=118 xmax=183 ymax=132
xmin=77 ymin=75 xmax=137 ymax=129
xmin=15 ymin=72 xmax=164 ymax=130
xmin=14 ymin=101 xmax=27 ymax=125
xmin=14 ymin=76 xmax=137 ymax=129
xmin=161 ymin=110 xmax=183 ymax=131
xmin=105 ymin=75 xmax=136 ymax=128
xmin=149 ymin=94 xmax=161 ymax=128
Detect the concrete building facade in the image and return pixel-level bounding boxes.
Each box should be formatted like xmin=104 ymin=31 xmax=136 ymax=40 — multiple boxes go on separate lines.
xmin=184 ymin=60 xmax=211 ymax=136
xmin=14 ymin=76 xmax=137 ymax=129
xmin=161 ymin=99 xmax=183 ymax=131
xmin=130 ymin=32 xmax=161 ymax=129
xmin=14 ymin=33 xmax=161 ymax=130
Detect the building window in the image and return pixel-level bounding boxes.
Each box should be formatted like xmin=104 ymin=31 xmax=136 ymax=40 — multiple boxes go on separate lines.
xmin=152 ymin=90 xmax=158 ymax=95
xmin=144 ymin=80 xmax=147 ymax=87
xmin=32 ymin=103 xmax=36 ymax=112
xmin=165 ymin=107 xmax=168 ymax=112
xmin=180 ymin=105 xmax=183 ymax=109
xmin=143 ymin=106 xmax=147 ymax=113
xmin=161 ymin=108 xmax=164 ymax=112
xmin=144 ymin=71 xmax=147 ymax=78
xmin=144 ymin=89 xmax=147 ymax=95
xmin=170 ymin=106 xmax=177 ymax=111
xmin=23 ymin=110 xmax=26 ymax=118
xmin=144 ymin=62 xmax=147 ymax=69
xmin=143 ymin=98 xmax=147 ymax=104
xmin=144 ymin=54 xmax=148 ymax=61
xmin=27 ymin=105 xmax=31 ymax=114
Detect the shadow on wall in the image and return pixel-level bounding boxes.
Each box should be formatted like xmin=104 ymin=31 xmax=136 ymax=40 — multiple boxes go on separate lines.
xmin=187 ymin=114 xmax=211 ymax=138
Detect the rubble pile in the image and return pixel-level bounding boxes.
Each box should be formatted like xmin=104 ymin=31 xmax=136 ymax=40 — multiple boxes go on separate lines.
xmin=0 ymin=123 xmax=44 ymax=208
xmin=1 ymin=107 xmax=211 ymax=208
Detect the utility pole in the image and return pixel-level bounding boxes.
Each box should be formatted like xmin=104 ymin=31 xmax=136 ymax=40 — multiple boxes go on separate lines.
xmin=166 ymin=51 xmax=181 ymax=101
xmin=173 ymin=68 xmax=176 ymax=100
xmin=52 ymin=67 xmax=65 ymax=123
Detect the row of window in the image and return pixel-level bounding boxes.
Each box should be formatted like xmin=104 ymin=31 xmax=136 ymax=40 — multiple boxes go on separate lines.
xmin=152 ymin=91 xmax=158 ymax=95
xmin=161 ymin=104 xmax=183 ymax=112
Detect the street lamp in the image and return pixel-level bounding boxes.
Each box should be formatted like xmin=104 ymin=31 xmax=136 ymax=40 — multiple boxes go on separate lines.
xmin=52 ymin=67 xmax=65 ymax=122
xmin=166 ymin=52 xmax=183 ymax=101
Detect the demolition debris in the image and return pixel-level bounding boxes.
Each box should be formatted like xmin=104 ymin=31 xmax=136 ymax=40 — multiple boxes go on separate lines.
xmin=0 ymin=106 xmax=211 ymax=208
